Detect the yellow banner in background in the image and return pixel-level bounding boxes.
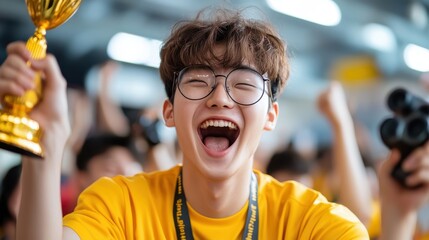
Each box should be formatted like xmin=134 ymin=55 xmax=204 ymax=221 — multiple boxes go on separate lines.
xmin=329 ymin=55 xmax=381 ymax=85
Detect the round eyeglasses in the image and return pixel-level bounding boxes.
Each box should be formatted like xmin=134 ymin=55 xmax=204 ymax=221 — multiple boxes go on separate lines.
xmin=175 ymin=65 xmax=271 ymax=106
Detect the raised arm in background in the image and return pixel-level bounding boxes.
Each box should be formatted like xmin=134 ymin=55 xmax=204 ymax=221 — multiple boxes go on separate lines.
xmin=317 ymin=81 xmax=373 ymax=225
xmin=96 ymin=61 xmax=130 ymax=136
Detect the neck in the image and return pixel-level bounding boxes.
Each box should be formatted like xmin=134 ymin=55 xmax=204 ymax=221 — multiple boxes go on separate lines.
xmin=182 ymin=166 xmax=252 ymax=218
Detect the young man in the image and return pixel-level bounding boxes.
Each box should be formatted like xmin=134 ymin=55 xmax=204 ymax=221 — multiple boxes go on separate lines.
xmin=1 ymin=8 xmax=380 ymax=240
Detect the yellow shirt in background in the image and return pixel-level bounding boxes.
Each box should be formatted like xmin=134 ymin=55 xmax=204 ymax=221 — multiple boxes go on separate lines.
xmin=64 ymin=165 xmax=368 ymax=239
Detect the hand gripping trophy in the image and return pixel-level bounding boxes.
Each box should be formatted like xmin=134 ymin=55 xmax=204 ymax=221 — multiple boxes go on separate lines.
xmin=0 ymin=0 xmax=81 ymax=158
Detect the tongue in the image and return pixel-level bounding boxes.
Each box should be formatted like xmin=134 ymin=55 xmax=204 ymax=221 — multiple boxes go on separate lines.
xmin=204 ymin=137 xmax=229 ymax=151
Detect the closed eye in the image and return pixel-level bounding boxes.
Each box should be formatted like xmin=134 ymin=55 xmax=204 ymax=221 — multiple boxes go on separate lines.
xmin=183 ymin=79 xmax=210 ymax=87
xmin=233 ymin=83 xmax=263 ymax=93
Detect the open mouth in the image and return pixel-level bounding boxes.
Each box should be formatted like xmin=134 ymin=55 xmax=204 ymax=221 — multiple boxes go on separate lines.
xmin=199 ymin=119 xmax=240 ymax=152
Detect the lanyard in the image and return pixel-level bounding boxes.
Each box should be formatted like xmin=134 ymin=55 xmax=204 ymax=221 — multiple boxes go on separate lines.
xmin=173 ymin=169 xmax=259 ymax=240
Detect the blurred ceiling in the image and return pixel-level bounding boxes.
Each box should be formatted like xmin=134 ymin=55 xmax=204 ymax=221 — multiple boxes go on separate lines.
xmin=0 ymin=0 xmax=428 ymax=99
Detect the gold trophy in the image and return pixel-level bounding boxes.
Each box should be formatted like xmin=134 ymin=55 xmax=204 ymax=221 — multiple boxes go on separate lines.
xmin=0 ymin=0 xmax=81 ymax=158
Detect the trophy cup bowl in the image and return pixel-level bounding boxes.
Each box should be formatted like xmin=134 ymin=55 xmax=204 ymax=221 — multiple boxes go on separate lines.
xmin=0 ymin=0 xmax=81 ymax=158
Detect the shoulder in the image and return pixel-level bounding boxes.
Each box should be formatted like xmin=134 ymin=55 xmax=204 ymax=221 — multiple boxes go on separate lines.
xmin=96 ymin=165 xmax=181 ymax=191
xmin=77 ymin=165 xmax=181 ymax=202
xmin=255 ymin=170 xmax=326 ymax=204
xmin=64 ymin=165 xmax=182 ymax=237
xmin=255 ymin=170 xmax=368 ymax=238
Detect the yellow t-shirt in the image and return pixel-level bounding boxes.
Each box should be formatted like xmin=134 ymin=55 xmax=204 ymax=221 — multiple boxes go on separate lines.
xmin=366 ymin=200 xmax=381 ymax=239
xmin=312 ymin=170 xmax=381 ymax=239
xmin=415 ymin=233 xmax=429 ymax=240
xmin=63 ymin=165 xmax=369 ymax=239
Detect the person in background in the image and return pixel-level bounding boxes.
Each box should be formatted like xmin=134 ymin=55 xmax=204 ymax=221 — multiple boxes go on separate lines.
xmin=316 ymin=81 xmax=380 ymax=237
xmin=74 ymin=134 xmax=142 ymax=191
xmin=124 ymin=106 xmax=179 ymax=172
xmin=61 ymin=133 xmax=142 ymax=215
xmin=1 ymin=7 xmax=369 ymax=239
xmin=0 ymin=164 xmax=21 ymax=240
xmin=95 ymin=61 xmax=130 ymax=136
xmin=266 ymin=81 xmax=379 ymax=237
xmin=265 ymin=145 xmax=314 ymax=187
xmin=64 ymin=60 xmax=130 ymax=173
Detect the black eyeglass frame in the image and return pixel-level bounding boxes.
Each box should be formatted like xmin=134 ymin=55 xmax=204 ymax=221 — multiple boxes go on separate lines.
xmin=172 ymin=64 xmax=273 ymax=106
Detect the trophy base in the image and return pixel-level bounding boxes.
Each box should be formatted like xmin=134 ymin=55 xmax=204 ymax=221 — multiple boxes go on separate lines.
xmin=0 ymin=111 xmax=43 ymax=158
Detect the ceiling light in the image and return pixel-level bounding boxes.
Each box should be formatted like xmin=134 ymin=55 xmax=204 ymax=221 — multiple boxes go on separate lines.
xmin=403 ymin=44 xmax=429 ymax=72
xmin=107 ymin=32 xmax=162 ymax=68
xmin=362 ymin=23 xmax=396 ymax=52
xmin=408 ymin=1 xmax=428 ymax=29
xmin=266 ymin=0 xmax=341 ymax=26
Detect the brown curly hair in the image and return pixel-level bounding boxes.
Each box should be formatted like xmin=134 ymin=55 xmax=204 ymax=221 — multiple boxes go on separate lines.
xmin=159 ymin=8 xmax=290 ymax=103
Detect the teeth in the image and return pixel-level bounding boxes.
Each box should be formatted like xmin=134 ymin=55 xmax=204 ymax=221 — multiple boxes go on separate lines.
xmin=200 ymin=120 xmax=237 ymax=129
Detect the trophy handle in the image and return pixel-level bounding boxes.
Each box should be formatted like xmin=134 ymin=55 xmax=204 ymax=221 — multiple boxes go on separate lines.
xmin=3 ymin=27 xmax=46 ymax=115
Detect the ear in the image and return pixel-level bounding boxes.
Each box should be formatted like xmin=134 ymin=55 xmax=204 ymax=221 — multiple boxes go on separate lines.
xmin=264 ymin=102 xmax=279 ymax=131
xmin=163 ymin=99 xmax=175 ymax=127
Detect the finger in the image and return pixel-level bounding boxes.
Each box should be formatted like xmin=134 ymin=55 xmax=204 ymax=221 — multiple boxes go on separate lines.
xmin=406 ymin=166 xmax=429 ymax=187
xmin=30 ymin=54 xmax=67 ymax=94
xmin=0 ymin=58 xmax=35 ymax=89
xmin=402 ymin=143 xmax=429 ymax=172
xmin=379 ymin=150 xmax=401 ymax=176
xmin=29 ymin=54 xmax=69 ymax=120
xmin=0 ymin=79 xmax=26 ymax=97
xmin=6 ymin=42 xmax=32 ymax=61
xmin=0 ymin=54 xmax=35 ymax=79
xmin=0 ymin=63 xmax=35 ymax=99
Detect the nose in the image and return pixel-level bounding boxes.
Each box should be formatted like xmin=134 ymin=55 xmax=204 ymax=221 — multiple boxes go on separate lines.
xmin=206 ymin=76 xmax=234 ymax=108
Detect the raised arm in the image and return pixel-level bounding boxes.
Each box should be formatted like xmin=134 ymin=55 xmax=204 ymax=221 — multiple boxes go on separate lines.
xmin=96 ymin=61 xmax=130 ymax=136
xmin=0 ymin=42 xmax=77 ymax=240
xmin=317 ymin=81 xmax=373 ymax=225
xmin=378 ymin=143 xmax=429 ymax=240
